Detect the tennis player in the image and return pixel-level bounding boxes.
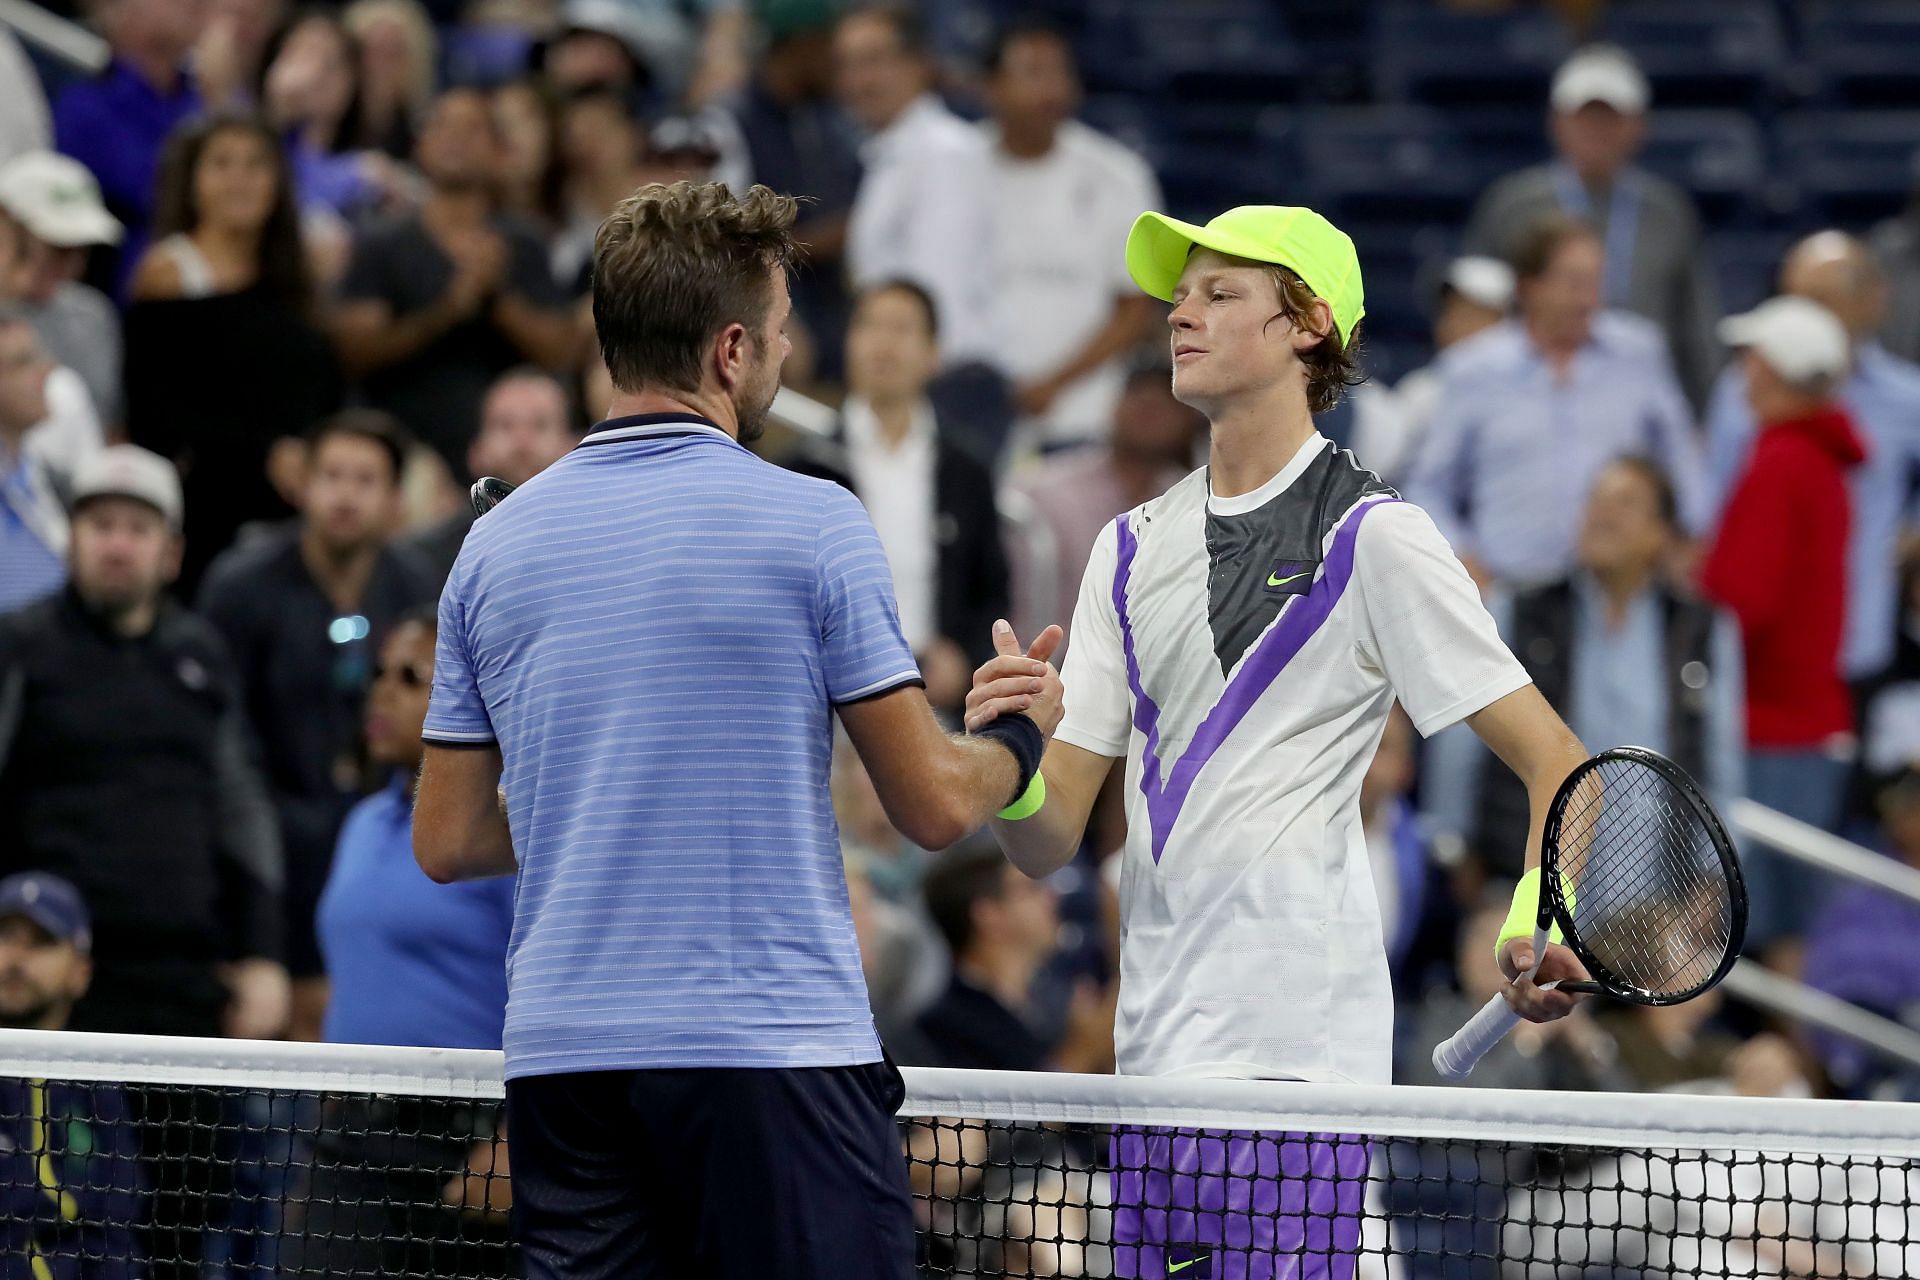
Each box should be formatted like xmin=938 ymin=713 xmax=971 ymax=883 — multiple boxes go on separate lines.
xmin=967 ymin=206 xmax=1594 ymax=1279
xmin=414 ymin=180 xmax=1063 ymax=1279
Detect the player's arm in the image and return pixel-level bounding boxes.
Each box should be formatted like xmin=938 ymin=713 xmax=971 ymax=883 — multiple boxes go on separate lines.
xmin=837 ymin=627 xmax=1064 ymax=851
xmin=415 ymin=744 xmax=517 ymax=883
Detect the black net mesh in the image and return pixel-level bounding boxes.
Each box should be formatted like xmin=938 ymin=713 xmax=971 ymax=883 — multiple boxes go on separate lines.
xmin=4 ymin=1073 xmax=1916 ymax=1279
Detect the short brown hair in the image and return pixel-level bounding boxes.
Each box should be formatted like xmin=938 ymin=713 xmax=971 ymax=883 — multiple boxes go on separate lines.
xmin=1261 ymin=263 xmax=1365 ymax=414
xmin=308 ymin=409 xmax=411 ymax=484
xmin=591 ymin=181 xmax=799 ymax=395
xmin=1510 ymin=214 xmax=1601 ymax=283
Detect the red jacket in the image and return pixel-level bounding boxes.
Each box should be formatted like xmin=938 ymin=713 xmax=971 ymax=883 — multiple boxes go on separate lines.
xmin=1700 ymin=404 xmax=1867 ymax=748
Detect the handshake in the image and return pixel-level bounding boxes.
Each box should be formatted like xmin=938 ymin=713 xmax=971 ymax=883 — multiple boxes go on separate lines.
xmin=964 ymin=619 xmax=1067 ymax=739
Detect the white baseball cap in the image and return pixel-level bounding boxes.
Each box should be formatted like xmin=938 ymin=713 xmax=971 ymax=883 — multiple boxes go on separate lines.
xmin=0 ymin=152 xmax=123 ymax=248
xmin=1442 ymin=256 xmax=1516 ymax=312
xmin=1718 ymin=296 xmax=1852 ymax=387
xmin=1550 ymin=45 xmax=1651 ymax=115
xmin=71 ymin=445 xmax=183 ymax=527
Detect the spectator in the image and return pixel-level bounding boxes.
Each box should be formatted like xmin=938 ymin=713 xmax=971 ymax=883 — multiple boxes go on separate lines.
xmin=0 ymin=152 xmax=124 ymax=425
xmin=52 ymin=0 xmax=207 ymax=284
xmin=343 ymin=0 xmax=437 ymax=159
xmin=1461 ymin=44 xmax=1720 ymax=408
xmin=1705 ymin=231 xmax=1920 ymax=684
xmin=728 ymin=0 xmax=862 ymax=380
xmin=0 ymin=445 xmax=288 ymax=1040
xmin=1362 ymin=707 xmax=1428 ymax=982
xmin=793 ymin=280 xmax=1010 ymax=712
xmin=0 ymin=873 xmax=147 ymax=1280
xmin=1700 ymin=297 xmax=1864 ymax=955
xmin=490 ymin=79 xmax=564 ymax=235
xmin=0 ymin=30 xmax=51 ymax=166
xmin=981 ymin=20 xmax=1159 ymax=452
xmin=293 ymin=606 xmax=517 ymax=1272
xmin=909 ymin=842 xmax=1114 ymax=1074
xmin=551 ymin=85 xmax=650 ymax=290
xmin=194 ymin=0 xmax=288 ymax=113
xmin=1404 ymin=215 xmax=1704 ymax=589
xmin=544 ymin=0 xmax=750 ymax=107
xmin=0 ymin=306 xmax=67 ymax=613
xmin=1424 ymin=457 xmax=1744 ymax=879
xmin=1871 ymin=190 xmax=1920 ymax=367
xmin=1006 ymin=357 xmax=1197 ymax=649
xmin=198 ymin=411 xmax=436 ymax=1041
xmin=127 ymin=113 xmax=344 ymax=594
xmin=1594 ymin=991 xmax=1807 ymax=1095
xmin=836 ymin=3 xmax=996 ymax=366
xmin=0 ymin=217 xmax=105 ymax=486
xmin=406 ymin=367 xmax=580 ymax=585
xmin=258 ymin=8 xmax=401 ymax=220
xmin=1803 ymin=764 xmax=1920 ymax=1099
xmin=843 ymin=846 xmax=944 ymax=1049
xmin=1351 ymin=255 xmax=1513 ymax=486
xmin=333 ymin=86 xmax=577 ymax=474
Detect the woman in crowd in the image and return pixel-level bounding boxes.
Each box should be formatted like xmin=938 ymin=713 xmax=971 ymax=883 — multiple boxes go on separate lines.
xmin=491 ymin=77 xmax=566 ymax=235
xmin=260 ymin=8 xmax=410 ymax=218
xmin=126 ymin=113 xmax=344 ymax=593
xmin=343 ymin=0 xmax=437 ymax=160
xmin=291 ymin=607 xmax=517 ymax=1274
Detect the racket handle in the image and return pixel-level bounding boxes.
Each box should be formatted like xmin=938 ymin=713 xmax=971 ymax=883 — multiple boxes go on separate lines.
xmin=1431 ymin=993 xmax=1522 ymax=1080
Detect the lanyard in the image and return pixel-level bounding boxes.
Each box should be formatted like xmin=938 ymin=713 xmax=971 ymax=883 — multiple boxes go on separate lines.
xmin=1552 ymin=164 xmax=1641 ymax=307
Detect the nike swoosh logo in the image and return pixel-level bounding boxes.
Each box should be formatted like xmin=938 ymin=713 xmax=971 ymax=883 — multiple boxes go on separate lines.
xmin=1168 ymin=1258 xmax=1203 ymax=1275
xmin=1266 ymin=570 xmax=1309 ymax=588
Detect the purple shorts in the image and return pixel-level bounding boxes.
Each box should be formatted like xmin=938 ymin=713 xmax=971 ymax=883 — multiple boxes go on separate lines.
xmin=1110 ymin=1127 xmax=1371 ymax=1280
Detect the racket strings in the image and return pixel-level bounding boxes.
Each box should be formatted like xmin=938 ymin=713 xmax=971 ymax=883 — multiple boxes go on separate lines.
xmin=1552 ymin=760 xmax=1736 ymax=1000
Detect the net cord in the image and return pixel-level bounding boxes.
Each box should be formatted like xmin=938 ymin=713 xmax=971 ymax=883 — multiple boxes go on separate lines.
xmin=2 ymin=1028 xmax=1917 ymax=1159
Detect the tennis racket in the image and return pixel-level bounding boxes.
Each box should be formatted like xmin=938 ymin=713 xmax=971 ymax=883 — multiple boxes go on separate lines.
xmin=1432 ymin=745 xmax=1746 ymax=1080
xmin=469 ymin=476 xmax=515 ymax=517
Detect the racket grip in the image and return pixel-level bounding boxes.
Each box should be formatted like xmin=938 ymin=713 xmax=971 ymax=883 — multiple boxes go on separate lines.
xmin=1431 ymin=993 xmax=1522 ymax=1081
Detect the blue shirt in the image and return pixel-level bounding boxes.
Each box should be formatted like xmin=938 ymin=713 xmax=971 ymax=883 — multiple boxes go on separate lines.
xmin=0 ymin=457 xmax=65 ymax=614
xmin=1424 ymin=575 xmax=1745 ymax=842
xmin=1403 ymin=313 xmax=1707 ymax=586
xmin=1705 ymin=343 xmax=1920 ymax=678
xmin=53 ymin=59 xmax=201 ymax=287
xmin=317 ymin=774 xmax=513 ymax=1050
xmin=424 ymin=415 xmax=921 ymax=1079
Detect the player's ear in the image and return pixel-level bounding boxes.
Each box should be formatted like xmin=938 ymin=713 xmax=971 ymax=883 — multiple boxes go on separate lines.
xmin=713 ymin=321 xmax=751 ymax=391
xmin=1291 ymin=299 xmax=1334 ymax=354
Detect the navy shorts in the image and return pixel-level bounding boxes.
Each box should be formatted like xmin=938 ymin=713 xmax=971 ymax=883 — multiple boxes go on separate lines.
xmin=505 ymin=1056 xmax=915 ymax=1280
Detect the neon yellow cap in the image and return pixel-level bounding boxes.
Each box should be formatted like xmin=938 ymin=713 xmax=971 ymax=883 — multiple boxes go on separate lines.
xmin=1125 ymin=205 xmax=1366 ymax=343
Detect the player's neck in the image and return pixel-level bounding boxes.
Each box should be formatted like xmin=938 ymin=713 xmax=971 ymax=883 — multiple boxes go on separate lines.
xmin=1204 ymin=386 xmax=1316 ymax=500
xmin=604 ymin=388 xmax=741 ymax=438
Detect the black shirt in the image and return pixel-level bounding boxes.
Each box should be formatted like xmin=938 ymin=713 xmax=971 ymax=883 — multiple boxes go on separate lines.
xmin=909 ymin=973 xmax=1051 ymax=1073
xmin=0 ymin=590 xmax=283 ymax=1034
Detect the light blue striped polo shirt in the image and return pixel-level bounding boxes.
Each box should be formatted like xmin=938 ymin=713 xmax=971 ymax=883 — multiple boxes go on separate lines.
xmin=423 ymin=414 xmax=922 ymax=1079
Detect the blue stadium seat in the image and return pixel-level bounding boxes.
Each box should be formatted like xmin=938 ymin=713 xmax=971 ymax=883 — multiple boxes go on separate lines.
xmin=1776 ymin=111 xmax=1920 ymax=226
xmin=1370 ymin=2 xmax=1573 ymax=107
xmin=1803 ymin=1 xmax=1920 ymax=108
xmin=1597 ymin=1 xmax=1786 ymax=109
xmin=1707 ymin=229 xmax=1796 ymax=317
xmin=1343 ymin=220 xmax=1458 ymax=363
xmin=1637 ymin=111 xmax=1768 ymax=224
xmin=1299 ymin=106 xmax=1479 ymax=223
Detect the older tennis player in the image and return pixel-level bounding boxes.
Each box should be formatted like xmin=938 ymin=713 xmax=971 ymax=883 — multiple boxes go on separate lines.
xmin=413 ymin=180 xmax=1063 ymax=1280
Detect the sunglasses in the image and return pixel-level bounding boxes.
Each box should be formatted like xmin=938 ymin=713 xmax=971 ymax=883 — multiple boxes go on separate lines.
xmin=372 ymin=661 xmax=431 ymax=689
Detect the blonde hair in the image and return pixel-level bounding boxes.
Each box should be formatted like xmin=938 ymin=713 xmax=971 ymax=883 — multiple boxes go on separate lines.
xmin=343 ymin=0 xmax=438 ymax=121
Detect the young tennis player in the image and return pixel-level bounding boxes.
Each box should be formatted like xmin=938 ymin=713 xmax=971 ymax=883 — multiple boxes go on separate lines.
xmin=967 ymin=205 xmax=1594 ymax=1279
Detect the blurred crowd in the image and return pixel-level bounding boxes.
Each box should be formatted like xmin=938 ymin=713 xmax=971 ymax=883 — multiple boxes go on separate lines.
xmin=6 ymin=0 xmax=1920 ymax=1271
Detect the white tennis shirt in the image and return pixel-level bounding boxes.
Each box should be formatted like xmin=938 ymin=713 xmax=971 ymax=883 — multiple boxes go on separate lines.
xmin=1055 ymin=433 xmax=1530 ymax=1084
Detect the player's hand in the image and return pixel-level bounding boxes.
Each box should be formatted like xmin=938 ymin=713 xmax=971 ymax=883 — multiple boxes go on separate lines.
xmin=220 ymin=957 xmax=293 ymax=1040
xmin=964 ymin=620 xmax=1064 ymax=736
xmin=1499 ymin=936 xmax=1589 ymax=1024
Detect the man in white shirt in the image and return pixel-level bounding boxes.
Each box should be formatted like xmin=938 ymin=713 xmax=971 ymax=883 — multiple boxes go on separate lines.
xmin=835 ymin=4 xmax=996 ymax=366
xmin=981 ymin=20 xmax=1160 ymax=451
xmin=966 ymin=205 xmax=1592 ymax=1280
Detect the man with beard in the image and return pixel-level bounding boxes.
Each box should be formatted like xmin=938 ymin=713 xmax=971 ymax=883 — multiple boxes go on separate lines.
xmin=0 ymin=872 xmax=148 ymax=1279
xmin=198 ymin=409 xmax=436 ymax=1041
xmin=0 ymin=446 xmax=286 ymax=1039
xmin=414 ymin=180 xmax=1062 ymax=1279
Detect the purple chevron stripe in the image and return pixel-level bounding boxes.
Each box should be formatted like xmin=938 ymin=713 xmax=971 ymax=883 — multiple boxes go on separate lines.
xmin=1112 ymin=498 xmax=1396 ymax=862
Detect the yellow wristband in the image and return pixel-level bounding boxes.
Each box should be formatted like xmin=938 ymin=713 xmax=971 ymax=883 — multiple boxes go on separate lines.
xmin=997 ymin=774 xmax=1046 ymax=821
xmin=1495 ymin=867 xmax=1566 ymax=965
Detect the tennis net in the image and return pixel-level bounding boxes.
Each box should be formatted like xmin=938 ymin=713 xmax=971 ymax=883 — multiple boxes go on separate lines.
xmin=2 ymin=1027 xmax=1916 ymax=1278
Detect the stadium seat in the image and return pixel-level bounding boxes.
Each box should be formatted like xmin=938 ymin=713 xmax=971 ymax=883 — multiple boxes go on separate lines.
xmin=1637 ymin=111 xmax=1769 ymax=225
xmin=1776 ymin=111 xmax=1920 ymax=226
xmin=1803 ymin=1 xmax=1920 ymax=107
xmin=1370 ymin=2 xmax=1573 ymax=107
xmin=1299 ymin=106 xmax=1479 ymax=223
xmin=1596 ymin=1 xmax=1787 ymax=109
xmin=1706 ymin=229 xmax=1795 ymax=317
